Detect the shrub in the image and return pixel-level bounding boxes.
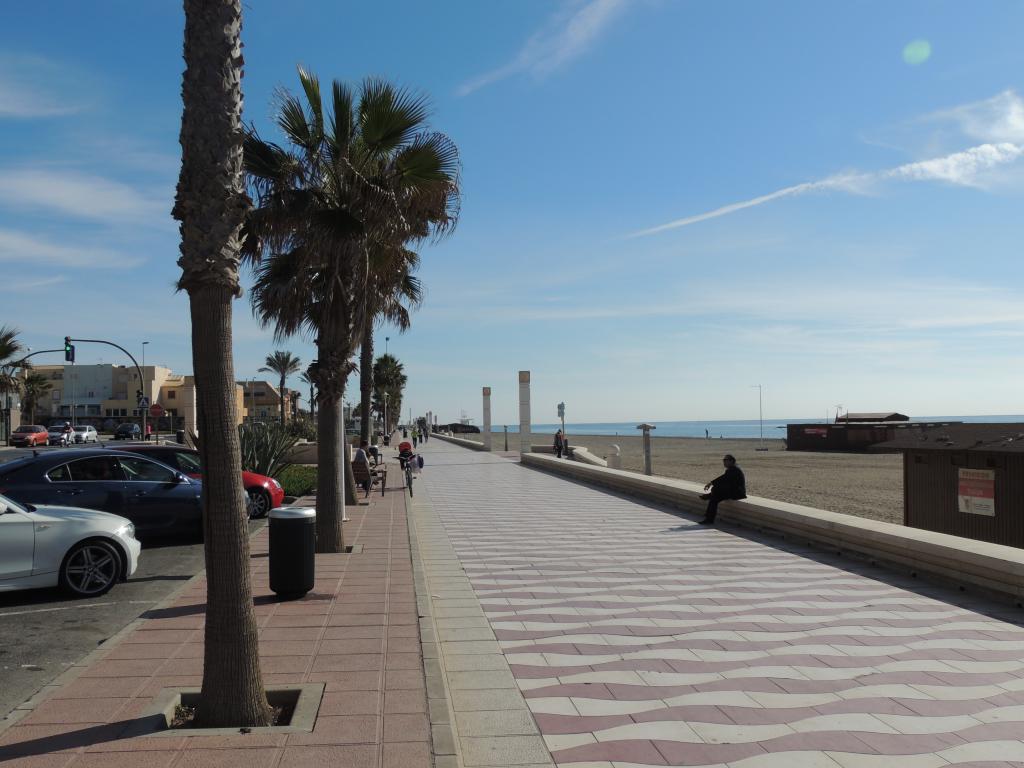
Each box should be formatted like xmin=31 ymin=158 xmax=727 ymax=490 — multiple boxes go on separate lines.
xmin=287 ymin=416 xmax=317 ymax=441
xmin=278 ymin=464 xmax=317 ymax=497
xmin=239 ymin=422 xmax=299 ymax=477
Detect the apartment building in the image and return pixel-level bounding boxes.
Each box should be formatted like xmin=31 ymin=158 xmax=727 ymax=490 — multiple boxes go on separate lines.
xmin=239 ymin=380 xmax=302 ymax=423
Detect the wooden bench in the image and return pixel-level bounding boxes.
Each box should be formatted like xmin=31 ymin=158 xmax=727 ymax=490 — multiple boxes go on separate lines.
xmin=352 ymin=460 xmax=386 ymax=497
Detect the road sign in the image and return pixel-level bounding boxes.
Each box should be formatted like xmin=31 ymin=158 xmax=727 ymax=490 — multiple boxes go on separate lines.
xmin=149 ymin=403 xmax=164 ymax=418
xmin=557 ymin=402 xmax=565 ymax=418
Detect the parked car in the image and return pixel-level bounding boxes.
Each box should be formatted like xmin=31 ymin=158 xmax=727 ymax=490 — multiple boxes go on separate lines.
xmin=10 ymin=425 xmax=48 ymax=447
xmin=107 ymin=444 xmax=284 ymax=518
xmin=0 ymin=492 xmax=140 ymax=597
xmin=0 ymin=449 xmax=202 ymax=539
xmin=73 ymin=425 xmax=100 ymax=443
xmin=48 ymin=425 xmax=73 ymax=447
xmin=114 ymin=423 xmax=141 ymax=440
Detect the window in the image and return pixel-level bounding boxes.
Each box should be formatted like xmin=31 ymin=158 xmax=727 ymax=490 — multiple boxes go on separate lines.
xmin=87 ymin=391 xmax=95 ymax=398
xmin=46 ymin=464 xmax=72 ymax=482
xmin=52 ymin=391 xmax=60 ymax=400
xmin=174 ymin=452 xmax=202 ymax=473
xmin=119 ymin=456 xmax=177 ymax=483
xmin=168 ymin=391 xmax=176 ymax=400
xmin=53 ymin=372 xmax=63 ymax=380
xmin=255 ymin=390 xmax=266 ymax=397
xmin=67 ymin=457 xmax=123 ymax=482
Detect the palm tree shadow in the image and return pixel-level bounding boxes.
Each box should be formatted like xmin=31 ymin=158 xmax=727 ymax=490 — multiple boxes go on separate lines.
xmin=0 ymin=716 xmax=164 ymax=759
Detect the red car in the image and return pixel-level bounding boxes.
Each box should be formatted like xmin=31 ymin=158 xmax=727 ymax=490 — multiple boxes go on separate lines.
xmin=108 ymin=444 xmax=284 ymax=518
xmin=10 ymin=425 xmax=48 ymax=447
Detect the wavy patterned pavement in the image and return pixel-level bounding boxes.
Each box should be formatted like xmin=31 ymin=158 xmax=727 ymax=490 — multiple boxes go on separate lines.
xmin=418 ymin=441 xmax=1024 ymax=768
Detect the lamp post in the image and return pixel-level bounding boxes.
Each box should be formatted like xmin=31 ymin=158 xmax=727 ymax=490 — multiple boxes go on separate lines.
xmin=383 ymin=392 xmax=389 ymax=440
xmin=385 ymin=336 xmax=389 ymax=356
xmin=636 ymin=423 xmax=656 ymax=475
xmin=752 ymin=384 xmax=766 ymax=451
xmin=142 ymin=341 xmax=150 ymax=440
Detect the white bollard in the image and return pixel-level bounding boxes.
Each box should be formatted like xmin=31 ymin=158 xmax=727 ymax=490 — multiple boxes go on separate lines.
xmin=518 ymin=371 xmax=531 ymax=455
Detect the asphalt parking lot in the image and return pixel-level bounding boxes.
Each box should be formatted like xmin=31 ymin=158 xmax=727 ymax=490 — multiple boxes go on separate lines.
xmin=0 ymin=520 xmax=265 ymax=721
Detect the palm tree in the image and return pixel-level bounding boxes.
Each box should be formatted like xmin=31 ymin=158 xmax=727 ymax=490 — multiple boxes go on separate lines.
xmin=300 ymin=367 xmax=315 ymax=421
xmin=171 ymin=0 xmax=270 ymax=728
xmin=359 ymin=245 xmax=422 ymax=444
xmin=20 ymin=372 xmax=51 ymax=424
xmin=259 ymin=350 xmax=301 ymax=424
xmin=0 ymin=326 xmax=26 ymax=397
xmin=373 ymin=353 xmax=407 ymax=433
xmin=243 ymin=68 xmax=460 ymax=553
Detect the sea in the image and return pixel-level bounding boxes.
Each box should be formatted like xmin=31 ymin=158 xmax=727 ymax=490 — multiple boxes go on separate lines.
xmin=487 ymin=416 xmax=1024 ymax=440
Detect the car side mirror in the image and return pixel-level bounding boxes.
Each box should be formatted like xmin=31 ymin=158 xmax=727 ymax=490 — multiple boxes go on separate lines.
xmin=174 ymin=473 xmax=187 ymax=484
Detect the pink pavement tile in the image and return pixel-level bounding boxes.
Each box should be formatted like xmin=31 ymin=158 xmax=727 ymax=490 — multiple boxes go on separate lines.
xmin=317 ymin=638 xmax=384 ymax=655
xmin=0 ymin=754 xmax=74 ymax=768
xmin=534 ymin=712 xmax=632 ymax=733
xmin=256 ymin=640 xmax=319 ymax=656
xmin=27 ymin=698 xmax=131 ymax=725
xmin=382 ymin=713 xmax=429 ymax=742
xmin=284 ymin=715 xmax=378 ymax=746
xmin=279 ymin=744 xmax=377 ymax=768
xmin=653 ymin=739 xmax=766 ymax=765
xmin=383 ymin=690 xmax=427 ymax=714
xmin=310 ymin=654 xmax=383 ymax=672
xmin=312 ymin=670 xmax=383 ymax=691
xmin=383 ymin=741 xmax=432 ymax=768
xmin=319 ymin=691 xmax=382 ymax=716
xmin=68 ymin=751 xmax=179 ymax=767
xmin=175 ymin=747 xmax=282 ymax=767
xmin=322 ymin=625 xmax=385 ymax=639
xmin=384 ymin=653 xmax=422 ymax=670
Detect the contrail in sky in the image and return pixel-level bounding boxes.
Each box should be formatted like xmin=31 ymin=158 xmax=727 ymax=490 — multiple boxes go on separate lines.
xmin=628 ymin=142 xmax=1023 ymax=238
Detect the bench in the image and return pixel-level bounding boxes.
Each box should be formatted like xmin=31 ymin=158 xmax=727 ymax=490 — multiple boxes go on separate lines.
xmin=352 ymin=460 xmax=386 ymax=497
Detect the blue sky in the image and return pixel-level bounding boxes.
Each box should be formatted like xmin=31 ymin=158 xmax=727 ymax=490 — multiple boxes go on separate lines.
xmin=2 ymin=1 xmax=1023 ymax=424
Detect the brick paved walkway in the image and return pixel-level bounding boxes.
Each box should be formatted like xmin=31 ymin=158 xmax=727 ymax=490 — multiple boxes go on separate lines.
xmin=416 ymin=441 xmax=1024 ymax=768
xmin=0 ymin=473 xmax=429 ymax=768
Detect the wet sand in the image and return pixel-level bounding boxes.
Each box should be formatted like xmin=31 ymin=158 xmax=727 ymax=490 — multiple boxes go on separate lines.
xmin=460 ymin=433 xmax=903 ymax=524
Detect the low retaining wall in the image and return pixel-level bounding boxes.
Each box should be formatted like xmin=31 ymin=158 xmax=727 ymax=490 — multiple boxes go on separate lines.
xmin=521 ymin=453 xmax=1024 ymax=602
xmin=432 ymin=433 xmax=489 ymax=451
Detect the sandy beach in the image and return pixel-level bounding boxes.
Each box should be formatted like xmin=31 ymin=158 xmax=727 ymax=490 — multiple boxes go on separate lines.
xmin=460 ymin=433 xmax=904 ymax=524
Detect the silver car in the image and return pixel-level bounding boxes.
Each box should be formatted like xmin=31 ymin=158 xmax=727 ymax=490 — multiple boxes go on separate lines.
xmin=47 ymin=426 xmax=73 ymax=447
xmin=73 ymin=425 xmax=99 ymax=443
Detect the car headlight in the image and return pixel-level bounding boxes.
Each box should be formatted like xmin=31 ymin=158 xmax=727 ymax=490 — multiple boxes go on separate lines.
xmin=118 ymin=522 xmax=136 ymax=540
xmin=270 ymin=479 xmax=282 ymax=490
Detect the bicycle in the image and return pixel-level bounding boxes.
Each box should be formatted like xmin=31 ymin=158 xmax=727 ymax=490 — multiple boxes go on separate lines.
xmin=399 ymin=453 xmax=417 ymax=497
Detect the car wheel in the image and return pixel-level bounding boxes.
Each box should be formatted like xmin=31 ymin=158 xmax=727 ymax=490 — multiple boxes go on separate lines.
xmin=247 ymin=488 xmax=271 ymax=519
xmin=59 ymin=540 xmax=121 ymax=597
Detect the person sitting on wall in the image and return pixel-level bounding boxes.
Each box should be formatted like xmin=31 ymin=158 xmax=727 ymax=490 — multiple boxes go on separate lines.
xmin=353 ymin=440 xmax=374 ymax=492
xmin=698 ymin=454 xmax=746 ymax=525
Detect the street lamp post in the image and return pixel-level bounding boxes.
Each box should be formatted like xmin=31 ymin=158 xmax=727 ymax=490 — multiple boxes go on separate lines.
xmin=752 ymin=384 xmax=766 ymax=451
xmin=385 ymin=336 xmax=389 ymax=356
xmin=142 ymin=341 xmax=150 ymax=441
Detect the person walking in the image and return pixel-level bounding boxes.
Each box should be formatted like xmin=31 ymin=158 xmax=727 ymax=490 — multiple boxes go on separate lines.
xmin=698 ymin=454 xmax=746 ymax=525
xmin=412 ymin=428 xmax=419 ymax=448
xmin=553 ymin=429 xmax=564 ymax=459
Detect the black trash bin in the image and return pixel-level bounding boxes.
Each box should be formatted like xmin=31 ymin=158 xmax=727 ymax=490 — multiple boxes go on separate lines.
xmin=175 ymin=429 xmax=186 ymax=444
xmin=269 ymin=507 xmax=316 ymax=599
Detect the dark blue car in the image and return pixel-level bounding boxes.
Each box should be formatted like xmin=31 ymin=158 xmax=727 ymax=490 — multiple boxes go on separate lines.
xmin=0 ymin=448 xmax=202 ymax=539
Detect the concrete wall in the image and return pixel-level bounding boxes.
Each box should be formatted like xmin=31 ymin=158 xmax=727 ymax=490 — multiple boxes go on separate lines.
xmin=433 ymin=433 xmax=489 ymax=452
xmin=521 ymin=452 xmax=1024 ymax=602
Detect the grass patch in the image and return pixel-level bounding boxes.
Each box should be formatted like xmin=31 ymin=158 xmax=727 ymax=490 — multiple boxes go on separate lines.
xmin=278 ymin=464 xmax=317 ymax=497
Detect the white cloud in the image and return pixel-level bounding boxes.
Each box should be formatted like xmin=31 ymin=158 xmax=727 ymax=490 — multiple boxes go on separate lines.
xmin=629 ymin=142 xmax=1023 ymax=238
xmin=927 ymin=90 xmax=1024 ymax=144
xmin=0 ymin=169 xmax=169 ymax=225
xmin=0 ymin=54 xmax=85 ymax=118
xmin=0 ymin=275 xmax=67 ymax=291
xmin=458 ymin=0 xmax=631 ymax=96
xmin=0 ymin=228 xmax=143 ymax=269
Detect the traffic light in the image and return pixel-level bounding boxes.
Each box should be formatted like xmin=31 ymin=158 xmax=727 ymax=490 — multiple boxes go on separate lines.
xmin=64 ymin=336 xmax=75 ymax=363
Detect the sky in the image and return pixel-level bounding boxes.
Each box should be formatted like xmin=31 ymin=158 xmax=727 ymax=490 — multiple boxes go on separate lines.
xmin=2 ymin=0 xmax=1023 ymax=425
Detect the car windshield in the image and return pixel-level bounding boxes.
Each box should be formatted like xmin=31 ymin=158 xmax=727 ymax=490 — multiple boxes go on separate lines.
xmin=175 ymin=452 xmax=202 ymax=473
xmin=14 ymin=426 xmax=33 ymax=433
xmin=74 ymin=426 xmax=87 ymax=432
xmin=49 ymin=426 xmax=64 ymax=432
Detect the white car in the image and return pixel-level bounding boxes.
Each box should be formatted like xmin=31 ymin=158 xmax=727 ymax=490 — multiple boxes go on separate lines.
xmin=0 ymin=494 xmax=141 ymax=597
xmin=73 ymin=425 xmax=99 ymax=443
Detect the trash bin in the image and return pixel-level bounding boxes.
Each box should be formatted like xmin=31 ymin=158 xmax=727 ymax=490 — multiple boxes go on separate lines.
xmin=402 ymin=429 xmax=408 ymax=438
xmin=269 ymin=507 xmax=316 ymax=599
xmin=175 ymin=429 xmax=186 ymax=444
xmin=383 ymin=435 xmax=391 ymax=446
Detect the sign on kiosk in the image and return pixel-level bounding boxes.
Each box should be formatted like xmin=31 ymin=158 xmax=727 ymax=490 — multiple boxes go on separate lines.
xmin=958 ymin=468 xmax=995 ymax=516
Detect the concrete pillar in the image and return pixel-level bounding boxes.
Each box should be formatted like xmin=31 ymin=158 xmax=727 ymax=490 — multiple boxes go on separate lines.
xmin=637 ymin=423 xmax=656 ymax=475
xmin=518 ymin=371 xmax=531 ymax=455
xmin=482 ymin=387 xmax=492 ymax=451
xmin=607 ymin=443 xmax=622 ymax=470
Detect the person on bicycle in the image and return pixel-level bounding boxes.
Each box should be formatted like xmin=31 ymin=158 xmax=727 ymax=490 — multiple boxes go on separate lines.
xmin=397 ymin=440 xmax=415 ymax=469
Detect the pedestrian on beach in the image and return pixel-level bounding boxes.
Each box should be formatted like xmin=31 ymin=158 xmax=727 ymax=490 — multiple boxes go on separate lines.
xmin=412 ymin=428 xmax=418 ymax=448
xmin=553 ymin=429 xmax=564 ymax=458
xmin=705 ymin=428 xmax=709 ymax=439
xmin=698 ymin=454 xmax=746 ymax=525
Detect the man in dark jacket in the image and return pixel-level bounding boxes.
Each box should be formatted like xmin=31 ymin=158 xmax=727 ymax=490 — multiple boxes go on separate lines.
xmin=699 ymin=454 xmax=746 ymax=525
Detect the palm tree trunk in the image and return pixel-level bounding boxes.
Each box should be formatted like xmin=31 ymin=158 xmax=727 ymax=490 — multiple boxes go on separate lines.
xmin=191 ymin=288 xmax=270 ymax=727
xmin=359 ymin=326 xmax=373 ymax=444
xmin=314 ymin=337 xmax=346 ymax=553
xmin=176 ymin=0 xmax=269 ymax=728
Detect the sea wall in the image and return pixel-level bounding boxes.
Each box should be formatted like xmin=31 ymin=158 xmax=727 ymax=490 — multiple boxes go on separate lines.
xmin=521 ymin=452 xmax=1024 ymax=603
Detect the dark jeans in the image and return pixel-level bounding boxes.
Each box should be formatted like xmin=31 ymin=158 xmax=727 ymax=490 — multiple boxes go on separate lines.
xmin=555 ymin=445 xmax=563 ymax=458
xmin=704 ymin=497 xmax=721 ymax=522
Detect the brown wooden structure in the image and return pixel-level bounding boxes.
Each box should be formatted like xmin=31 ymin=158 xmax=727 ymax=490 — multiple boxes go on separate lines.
xmin=786 ymin=420 xmax=959 ymax=452
xmin=875 ymin=423 xmax=1024 ymax=548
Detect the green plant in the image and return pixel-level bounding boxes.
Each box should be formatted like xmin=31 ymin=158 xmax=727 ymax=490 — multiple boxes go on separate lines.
xmin=238 ymin=422 xmax=299 ymax=477
xmin=277 ymin=465 xmax=317 ymax=497
xmin=287 ymin=416 xmax=317 ymax=441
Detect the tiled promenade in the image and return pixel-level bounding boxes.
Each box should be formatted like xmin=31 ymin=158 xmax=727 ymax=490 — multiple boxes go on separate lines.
xmin=0 ymin=479 xmax=428 ymax=768
xmin=416 ymin=441 xmax=1024 ymax=767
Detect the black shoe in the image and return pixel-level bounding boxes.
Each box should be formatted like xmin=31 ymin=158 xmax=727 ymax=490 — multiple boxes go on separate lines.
xmin=698 ymin=518 xmax=714 ymax=525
